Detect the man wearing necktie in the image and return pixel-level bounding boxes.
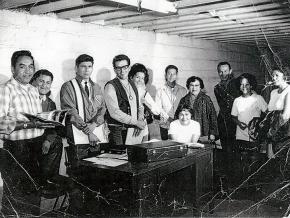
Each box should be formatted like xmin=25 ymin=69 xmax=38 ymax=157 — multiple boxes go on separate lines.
xmin=60 ymin=54 xmax=107 ymax=161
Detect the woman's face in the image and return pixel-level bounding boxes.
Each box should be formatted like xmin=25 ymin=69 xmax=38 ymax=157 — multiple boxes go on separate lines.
xmin=188 ymin=80 xmax=201 ymax=96
xmin=272 ymin=70 xmax=285 ymax=86
xmin=240 ymin=78 xmax=251 ymax=96
xmin=132 ymin=72 xmax=145 ymax=87
xmin=179 ymin=109 xmax=191 ymax=126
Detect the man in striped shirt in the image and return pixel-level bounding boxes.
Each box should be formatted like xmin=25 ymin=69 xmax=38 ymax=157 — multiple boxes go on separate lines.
xmin=0 ymin=50 xmax=48 ymax=215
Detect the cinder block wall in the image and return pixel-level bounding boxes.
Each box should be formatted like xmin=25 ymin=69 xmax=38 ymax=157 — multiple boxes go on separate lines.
xmin=0 ymin=10 xmax=261 ymax=111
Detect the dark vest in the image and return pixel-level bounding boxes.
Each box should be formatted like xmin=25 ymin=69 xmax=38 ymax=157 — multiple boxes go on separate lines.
xmin=105 ymin=78 xmax=139 ymax=126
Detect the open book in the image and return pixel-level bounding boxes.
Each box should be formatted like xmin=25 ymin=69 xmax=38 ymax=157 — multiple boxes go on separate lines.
xmin=21 ymin=110 xmax=69 ymax=127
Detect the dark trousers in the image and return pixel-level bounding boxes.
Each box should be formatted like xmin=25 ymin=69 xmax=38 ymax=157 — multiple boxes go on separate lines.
xmin=108 ymin=125 xmax=128 ymax=146
xmin=160 ymin=127 xmax=169 ymax=140
xmin=1 ymin=136 xmax=44 ymax=215
xmin=41 ymin=135 xmax=63 ymax=181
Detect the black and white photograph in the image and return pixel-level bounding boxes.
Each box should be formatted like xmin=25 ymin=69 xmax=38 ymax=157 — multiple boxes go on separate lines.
xmin=0 ymin=0 xmax=290 ymax=217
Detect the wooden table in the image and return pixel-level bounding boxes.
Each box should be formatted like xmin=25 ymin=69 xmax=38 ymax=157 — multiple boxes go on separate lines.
xmin=74 ymin=143 xmax=213 ymax=216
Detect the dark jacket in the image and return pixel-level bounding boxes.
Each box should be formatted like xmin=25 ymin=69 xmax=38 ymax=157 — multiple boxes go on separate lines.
xmin=175 ymin=92 xmax=219 ymax=138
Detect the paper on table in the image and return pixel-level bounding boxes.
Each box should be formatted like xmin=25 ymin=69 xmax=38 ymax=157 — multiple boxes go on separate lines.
xmin=97 ymin=153 xmax=128 ymax=160
xmin=125 ymin=128 xmax=144 ymax=145
xmin=186 ymin=142 xmax=205 ymax=148
xmin=83 ymin=157 xmax=127 ymax=167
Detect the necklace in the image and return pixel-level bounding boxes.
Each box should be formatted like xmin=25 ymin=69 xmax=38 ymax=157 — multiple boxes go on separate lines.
xmin=120 ymin=80 xmax=133 ymax=100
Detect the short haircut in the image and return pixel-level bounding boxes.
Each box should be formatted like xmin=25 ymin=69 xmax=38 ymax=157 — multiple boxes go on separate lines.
xmin=165 ymin=65 xmax=178 ymax=75
xmin=178 ymin=105 xmax=193 ymax=117
xmin=217 ymin=61 xmax=231 ymax=71
xmin=75 ymin=54 xmax=94 ymax=67
xmin=186 ymin=76 xmax=205 ymax=89
xmin=11 ymin=50 xmax=34 ymax=68
xmin=128 ymin=63 xmax=149 ymax=85
xmin=112 ymin=54 xmax=130 ymax=68
xmin=237 ymin=73 xmax=257 ymax=91
xmin=30 ymin=69 xmax=54 ymax=84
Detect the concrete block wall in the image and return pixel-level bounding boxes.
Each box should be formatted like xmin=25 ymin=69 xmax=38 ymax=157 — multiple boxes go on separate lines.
xmin=0 ymin=10 xmax=261 ymax=111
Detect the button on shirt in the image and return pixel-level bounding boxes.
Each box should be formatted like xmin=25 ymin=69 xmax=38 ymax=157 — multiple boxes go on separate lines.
xmin=0 ymin=77 xmax=43 ymax=140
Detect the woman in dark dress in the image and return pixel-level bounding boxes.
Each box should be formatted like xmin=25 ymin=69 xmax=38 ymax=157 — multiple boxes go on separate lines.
xmin=175 ymin=76 xmax=219 ymax=142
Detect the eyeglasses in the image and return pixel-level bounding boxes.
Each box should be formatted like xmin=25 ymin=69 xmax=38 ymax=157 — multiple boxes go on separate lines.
xmin=114 ymin=65 xmax=129 ymax=73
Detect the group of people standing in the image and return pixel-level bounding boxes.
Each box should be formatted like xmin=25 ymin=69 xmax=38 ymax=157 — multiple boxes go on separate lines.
xmin=0 ymin=50 xmax=289 ymax=215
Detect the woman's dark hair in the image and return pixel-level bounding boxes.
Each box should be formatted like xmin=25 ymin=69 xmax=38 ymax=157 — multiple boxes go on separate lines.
xmin=75 ymin=54 xmax=94 ymax=67
xmin=128 ymin=63 xmax=149 ymax=85
xmin=186 ymin=76 xmax=205 ymax=89
xmin=11 ymin=50 xmax=34 ymax=68
xmin=237 ymin=73 xmax=257 ymax=91
xmin=178 ymin=105 xmax=193 ymax=117
xmin=30 ymin=69 xmax=54 ymax=84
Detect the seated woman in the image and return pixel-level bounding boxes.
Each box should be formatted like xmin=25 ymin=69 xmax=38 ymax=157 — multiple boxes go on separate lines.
xmin=128 ymin=63 xmax=167 ymax=141
xmin=175 ymin=76 xmax=218 ymax=142
xmin=30 ymin=69 xmax=63 ymax=186
xmin=169 ymin=105 xmax=200 ymax=143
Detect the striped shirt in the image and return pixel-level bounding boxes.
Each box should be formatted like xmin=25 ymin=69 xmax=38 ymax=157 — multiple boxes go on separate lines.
xmin=0 ymin=77 xmax=44 ymax=140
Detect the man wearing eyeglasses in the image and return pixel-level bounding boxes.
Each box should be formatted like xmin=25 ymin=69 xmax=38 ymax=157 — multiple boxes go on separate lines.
xmin=104 ymin=54 xmax=146 ymax=147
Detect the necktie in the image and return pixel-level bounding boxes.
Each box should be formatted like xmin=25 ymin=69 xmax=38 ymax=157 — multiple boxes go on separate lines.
xmin=84 ymin=82 xmax=90 ymax=97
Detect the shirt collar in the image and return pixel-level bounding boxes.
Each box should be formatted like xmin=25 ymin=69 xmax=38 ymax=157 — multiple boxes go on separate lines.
xmin=10 ymin=77 xmax=33 ymax=90
xmin=39 ymin=95 xmax=47 ymax=102
xmin=75 ymin=75 xmax=91 ymax=85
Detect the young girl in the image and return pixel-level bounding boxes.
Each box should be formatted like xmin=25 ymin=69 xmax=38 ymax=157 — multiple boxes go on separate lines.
xmin=168 ymin=105 xmax=200 ymax=143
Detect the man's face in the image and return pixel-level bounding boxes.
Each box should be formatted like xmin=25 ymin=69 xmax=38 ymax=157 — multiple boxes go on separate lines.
xmin=114 ymin=60 xmax=130 ymax=80
xmin=34 ymin=75 xmax=52 ymax=95
xmin=76 ymin=61 xmax=93 ymax=80
xmin=218 ymin=64 xmax=232 ymax=81
xmin=12 ymin=56 xmax=35 ymax=85
xmin=166 ymin=68 xmax=177 ymax=83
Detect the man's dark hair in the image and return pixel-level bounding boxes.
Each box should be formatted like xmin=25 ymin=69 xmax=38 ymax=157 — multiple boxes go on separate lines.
xmin=30 ymin=69 xmax=54 ymax=84
xmin=237 ymin=73 xmax=257 ymax=91
xmin=112 ymin=54 xmax=130 ymax=68
xmin=165 ymin=65 xmax=178 ymax=75
xmin=186 ymin=76 xmax=205 ymax=89
xmin=217 ymin=62 xmax=231 ymax=71
xmin=11 ymin=50 xmax=34 ymax=68
xmin=128 ymin=63 xmax=149 ymax=85
xmin=75 ymin=54 xmax=94 ymax=67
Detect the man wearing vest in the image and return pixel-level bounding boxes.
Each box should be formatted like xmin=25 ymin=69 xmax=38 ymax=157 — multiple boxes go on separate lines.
xmin=104 ymin=54 xmax=146 ymax=147
xmin=60 ymin=54 xmax=107 ymax=162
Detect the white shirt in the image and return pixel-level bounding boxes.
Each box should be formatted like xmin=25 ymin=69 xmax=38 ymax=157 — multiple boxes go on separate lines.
xmin=155 ymin=83 xmax=187 ymax=128
xmin=231 ymin=94 xmax=267 ymax=141
xmin=168 ymin=119 xmax=201 ymax=143
xmin=268 ymin=86 xmax=290 ymax=111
